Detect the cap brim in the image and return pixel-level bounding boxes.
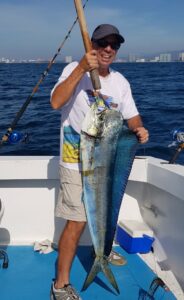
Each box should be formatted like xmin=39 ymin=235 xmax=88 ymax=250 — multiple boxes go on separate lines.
xmin=92 ymin=33 xmax=125 ymax=44
xmin=115 ymin=34 xmax=125 ymax=43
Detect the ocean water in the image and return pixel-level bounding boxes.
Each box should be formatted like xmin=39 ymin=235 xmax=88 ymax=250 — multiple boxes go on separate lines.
xmin=0 ymin=62 xmax=184 ymax=165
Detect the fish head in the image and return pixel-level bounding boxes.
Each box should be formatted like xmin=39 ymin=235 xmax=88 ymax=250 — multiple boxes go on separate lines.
xmin=81 ymin=102 xmax=107 ymax=137
xmin=82 ymin=100 xmax=123 ymax=138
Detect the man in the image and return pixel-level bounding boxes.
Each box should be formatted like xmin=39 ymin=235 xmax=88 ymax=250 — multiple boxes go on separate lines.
xmin=50 ymin=24 xmax=149 ymax=300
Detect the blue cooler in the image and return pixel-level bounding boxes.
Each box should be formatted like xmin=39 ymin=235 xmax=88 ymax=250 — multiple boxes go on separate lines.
xmin=116 ymin=220 xmax=154 ymax=254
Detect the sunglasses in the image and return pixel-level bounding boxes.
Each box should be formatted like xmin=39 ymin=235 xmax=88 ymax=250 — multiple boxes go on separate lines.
xmin=95 ymin=38 xmax=121 ymax=50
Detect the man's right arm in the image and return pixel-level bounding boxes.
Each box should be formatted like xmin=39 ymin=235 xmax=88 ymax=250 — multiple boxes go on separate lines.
xmin=51 ymin=50 xmax=98 ymax=110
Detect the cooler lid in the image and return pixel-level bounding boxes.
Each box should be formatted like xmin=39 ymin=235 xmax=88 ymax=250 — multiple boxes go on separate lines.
xmin=118 ymin=220 xmax=153 ymax=238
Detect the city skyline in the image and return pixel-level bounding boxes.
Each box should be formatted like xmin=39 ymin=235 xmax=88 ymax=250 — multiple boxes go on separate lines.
xmin=1 ymin=47 xmax=184 ymax=63
xmin=1 ymin=49 xmax=184 ymax=64
xmin=0 ymin=0 xmax=184 ymax=60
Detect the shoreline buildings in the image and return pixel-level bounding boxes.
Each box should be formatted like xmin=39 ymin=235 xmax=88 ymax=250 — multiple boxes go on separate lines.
xmin=1 ymin=52 xmax=184 ymax=64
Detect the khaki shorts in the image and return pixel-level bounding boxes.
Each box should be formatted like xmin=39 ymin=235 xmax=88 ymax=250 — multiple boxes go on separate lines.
xmin=55 ymin=165 xmax=87 ymax=222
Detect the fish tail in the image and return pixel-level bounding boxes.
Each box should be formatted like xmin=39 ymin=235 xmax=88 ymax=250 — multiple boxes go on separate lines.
xmin=82 ymin=256 xmax=120 ymax=294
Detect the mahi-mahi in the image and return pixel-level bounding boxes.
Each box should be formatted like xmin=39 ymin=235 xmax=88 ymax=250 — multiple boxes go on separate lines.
xmin=80 ymin=99 xmax=138 ymax=293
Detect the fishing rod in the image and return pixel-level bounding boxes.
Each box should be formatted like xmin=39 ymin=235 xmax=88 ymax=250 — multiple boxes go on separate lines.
xmin=0 ymin=0 xmax=89 ymax=147
xmin=74 ymin=0 xmax=101 ymax=92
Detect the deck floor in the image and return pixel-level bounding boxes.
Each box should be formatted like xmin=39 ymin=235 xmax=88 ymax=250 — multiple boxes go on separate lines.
xmin=0 ymin=246 xmax=176 ymax=300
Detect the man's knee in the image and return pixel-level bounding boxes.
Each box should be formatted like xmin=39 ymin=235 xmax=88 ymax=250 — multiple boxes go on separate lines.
xmin=67 ymin=220 xmax=86 ymax=234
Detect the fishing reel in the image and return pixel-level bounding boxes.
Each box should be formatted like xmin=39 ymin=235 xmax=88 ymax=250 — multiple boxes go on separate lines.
xmin=172 ymin=129 xmax=184 ymax=144
xmin=169 ymin=129 xmax=184 ymax=147
xmin=7 ymin=131 xmax=29 ymax=144
xmin=168 ymin=129 xmax=184 ymax=164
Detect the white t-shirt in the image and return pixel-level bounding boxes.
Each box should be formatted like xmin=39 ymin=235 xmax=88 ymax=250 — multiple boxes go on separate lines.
xmin=51 ymin=61 xmax=139 ymax=170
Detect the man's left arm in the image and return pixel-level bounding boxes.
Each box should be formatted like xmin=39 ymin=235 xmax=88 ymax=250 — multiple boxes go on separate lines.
xmin=127 ymin=115 xmax=149 ymax=144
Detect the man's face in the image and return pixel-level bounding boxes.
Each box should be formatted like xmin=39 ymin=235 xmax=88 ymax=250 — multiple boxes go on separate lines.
xmin=93 ymin=34 xmax=120 ymax=68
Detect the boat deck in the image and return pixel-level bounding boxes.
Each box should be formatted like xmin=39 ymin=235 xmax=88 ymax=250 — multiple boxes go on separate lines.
xmin=0 ymin=245 xmax=176 ymax=300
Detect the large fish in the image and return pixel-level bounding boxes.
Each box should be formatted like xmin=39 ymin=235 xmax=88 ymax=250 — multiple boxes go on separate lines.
xmin=80 ymin=99 xmax=138 ymax=293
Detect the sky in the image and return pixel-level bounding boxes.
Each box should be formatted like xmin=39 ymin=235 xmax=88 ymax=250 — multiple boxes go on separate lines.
xmin=0 ymin=0 xmax=184 ymax=60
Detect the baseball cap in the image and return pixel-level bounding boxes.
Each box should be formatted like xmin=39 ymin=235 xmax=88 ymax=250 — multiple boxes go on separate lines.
xmin=91 ymin=24 xmax=125 ymax=43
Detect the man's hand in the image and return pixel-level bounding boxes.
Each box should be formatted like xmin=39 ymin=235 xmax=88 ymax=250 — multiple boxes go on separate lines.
xmin=79 ymin=50 xmax=99 ymax=72
xmin=133 ymin=127 xmax=149 ymax=144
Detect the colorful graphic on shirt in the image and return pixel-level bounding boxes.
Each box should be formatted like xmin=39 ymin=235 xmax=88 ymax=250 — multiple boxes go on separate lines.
xmin=62 ymin=126 xmax=80 ymax=163
xmin=85 ymin=90 xmax=118 ymax=109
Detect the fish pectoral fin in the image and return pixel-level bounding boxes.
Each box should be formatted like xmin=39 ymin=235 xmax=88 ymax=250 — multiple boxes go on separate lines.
xmin=82 ymin=256 xmax=120 ymax=294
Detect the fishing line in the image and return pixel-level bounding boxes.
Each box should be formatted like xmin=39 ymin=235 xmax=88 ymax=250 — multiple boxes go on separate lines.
xmin=0 ymin=0 xmax=89 ymax=147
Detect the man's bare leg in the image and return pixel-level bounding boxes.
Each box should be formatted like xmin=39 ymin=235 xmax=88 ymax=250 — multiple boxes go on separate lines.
xmin=55 ymin=220 xmax=86 ymax=289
